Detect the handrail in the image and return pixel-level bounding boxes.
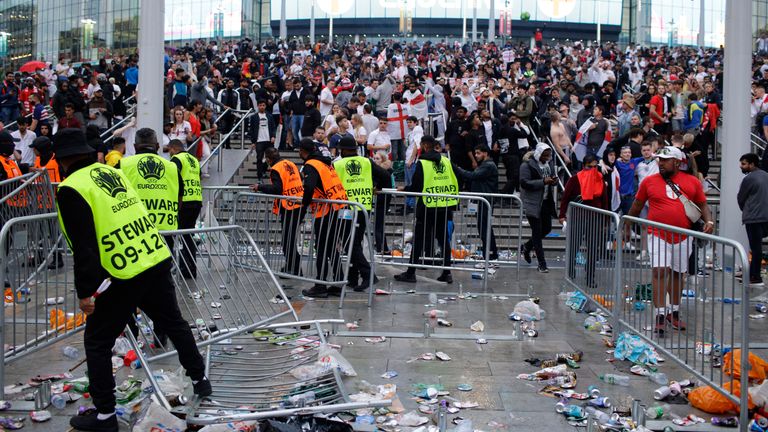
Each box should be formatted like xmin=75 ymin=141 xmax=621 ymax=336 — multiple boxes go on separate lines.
xmin=100 ymin=107 xmax=136 ymax=142
xmin=200 ymin=108 xmax=253 ymax=170
xmin=705 ymin=177 xmax=721 ymax=192
xmin=751 ymin=132 xmax=766 ymax=153
xmin=188 ymin=107 xmax=232 ymax=155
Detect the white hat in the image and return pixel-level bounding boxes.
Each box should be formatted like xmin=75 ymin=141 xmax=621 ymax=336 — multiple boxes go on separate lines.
xmin=654 ymin=146 xmax=684 ymax=160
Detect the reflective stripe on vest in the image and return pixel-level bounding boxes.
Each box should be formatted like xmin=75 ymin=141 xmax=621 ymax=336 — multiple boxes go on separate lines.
xmin=420 ymin=157 xmax=459 ymax=208
xmin=304 ymin=159 xmax=348 ymax=218
xmin=57 ymin=163 xmax=170 ymax=279
xmin=120 ymin=154 xmax=180 ymax=231
xmin=171 ymin=152 xmax=202 ymax=202
xmin=333 ymin=156 xmax=373 ymax=210
xmin=271 ymin=159 xmax=304 ymax=214
xmin=34 ymin=155 xmax=61 ymax=183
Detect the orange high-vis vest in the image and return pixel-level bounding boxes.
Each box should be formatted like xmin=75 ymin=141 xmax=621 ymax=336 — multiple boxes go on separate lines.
xmin=34 ymin=155 xmax=61 ymax=183
xmin=270 ymin=159 xmax=304 ymax=214
xmin=304 ymin=159 xmax=347 ymax=218
xmin=0 ymin=157 xmax=25 ymax=207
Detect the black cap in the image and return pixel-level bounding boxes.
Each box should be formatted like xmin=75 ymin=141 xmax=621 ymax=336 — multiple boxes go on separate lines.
xmin=0 ymin=131 xmax=20 ymax=145
xmin=29 ymin=136 xmax=52 ymax=152
xmin=53 ymin=128 xmax=95 ymax=159
xmin=338 ymin=136 xmax=357 ymax=151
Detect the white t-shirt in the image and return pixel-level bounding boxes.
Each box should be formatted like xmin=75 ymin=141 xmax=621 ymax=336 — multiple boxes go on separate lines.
xmin=256 ymin=113 xmax=270 ymax=142
xmin=319 ymin=87 xmax=335 ymax=117
xmin=11 ymin=130 xmax=37 ymax=165
xmin=169 ymin=122 xmax=192 ymax=147
xmin=362 ymin=114 xmax=379 ymax=135
xmin=367 ymin=128 xmax=391 ymax=158
xmin=406 ymin=125 xmax=423 ymax=162
xmin=118 ymin=125 xmax=138 ymax=156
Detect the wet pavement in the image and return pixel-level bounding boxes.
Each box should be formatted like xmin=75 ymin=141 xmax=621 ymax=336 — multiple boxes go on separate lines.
xmin=1 ymin=265 xmax=755 ymax=431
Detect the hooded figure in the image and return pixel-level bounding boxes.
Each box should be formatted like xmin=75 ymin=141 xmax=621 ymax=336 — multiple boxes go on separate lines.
xmin=519 ymin=142 xmax=557 ymax=272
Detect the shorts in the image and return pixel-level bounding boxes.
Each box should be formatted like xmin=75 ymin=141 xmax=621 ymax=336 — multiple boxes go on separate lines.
xmin=647 ymin=234 xmax=693 ymax=273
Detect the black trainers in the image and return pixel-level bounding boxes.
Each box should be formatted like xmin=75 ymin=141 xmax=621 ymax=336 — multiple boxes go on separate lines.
xmin=654 ymin=314 xmax=666 ymax=337
xmin=520 ymin=245 xmax=532 ymax=264
xmin=70 ymin=411 xmax=118 ymax=432
xmin=394 ymin=272 xmax=417 ymax=283
xmin=436 ymin=272 xmax=453 ymax=284
xmin=327 ymin=287 xmax=342 ymax=297
xmin=537 ymin=265 xmax=549 ymax=273
xmin=193 ymin=377 xmax=213 ymax=397
xmin=302 ymin=284 xmax=329 ymax=298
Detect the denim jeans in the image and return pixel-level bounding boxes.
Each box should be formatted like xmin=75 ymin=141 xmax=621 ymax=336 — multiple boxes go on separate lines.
xmin=0 ymin=106 xmax=19 ymax=124
xmin=404 ymin=162 xmax=417 ymax=209
xmin=290 ymin=115 xmax=304 ymax=145
xmin=746 ymin=222 xmax=768 ymax=282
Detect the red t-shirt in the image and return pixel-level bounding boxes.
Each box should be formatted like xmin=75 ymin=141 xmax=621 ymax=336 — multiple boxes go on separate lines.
xmin=635 ymin=171 xmax=705 ymax=243
xmin=649 ymin=95 xmax=664 ymax=125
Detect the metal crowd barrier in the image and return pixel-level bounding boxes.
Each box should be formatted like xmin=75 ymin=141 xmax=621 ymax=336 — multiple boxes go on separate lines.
xmin=0 ymin=213 xmax=75 ymax=399
xmin=231 ymin=192 xmax=375 ymax=307
xmin=130 ymin=225 xmax=390 ymax=422
xmin=373 ymin=189 xmax=493 ymax=290
xmin=0 ymin=170 xmax=56 ymax=224
xmin=564 ymin=200 xmax=751 ymax=427
xmin=564 ymin=203 xmax=622 ymax=315
xmin=615 ymin=215 xmax=751 ymax=428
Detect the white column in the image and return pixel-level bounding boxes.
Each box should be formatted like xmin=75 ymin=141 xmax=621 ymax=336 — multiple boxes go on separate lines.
xmin=137 ymin=0 xmax=164 ymax=135
xmin=721 ymin=0 xmax=752 ymax=252
xmin=596 ymin=0 xmax=602 ymax=45
xmin=697 ymin=0 xmax=706 ymax=47
xmin=488 ymin=0 xmax=495 ymax=42
xmin=329 ymin=15 xmax=334 ymax=43
xmin=462 ymin=0 xmax=467 ymax=43
xmin=471 ymin=0 xmax=477 ymax=42
xmin=636 ymin=0 xmax=645 ymax=46
xmin=280 ymin=0 xmax=287 ymax=41
xmin=310 ymin=0 xmax=316 ymax=44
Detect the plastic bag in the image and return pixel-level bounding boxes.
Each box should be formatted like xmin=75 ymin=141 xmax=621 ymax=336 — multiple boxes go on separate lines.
xmin=749 ymin=379 xmax=768 ymax=407
xmin=316 ymin=343 xmax=357 ymax=377
xmin=289 ymin=363 xmax=327 ymax=380
xmin=512 ymin=300 xmax=544 ymax=321
xmin=112 ymin=337 xmax=132 ymax=356
xmin=688 ymin=380 xmax=755 ymax=414
xmin=565 ymin=291 xmax=587 ymax=312
xmin=723 ymin=349 xmax=768 ymax=383
xmin=614 ymin=332 xmax=659 ymax=365
xmin=143 ymin=368 xmax=186 ymax=398
xmin=132 ymin=401 xmax=186 ymax=431
xmin=199 ymin=421 xmax=259 ymax=431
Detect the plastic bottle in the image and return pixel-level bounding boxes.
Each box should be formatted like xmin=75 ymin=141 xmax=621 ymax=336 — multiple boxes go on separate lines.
xmin=61 ymin=346 xmax=79 ymax=360
xmin=599 ymin=374 xmax=630 ymax=386
xmin=645 ymin=404 xmax=671 ymax=419
xmin=423 ymin=309 xmax=447 ymax=318
xmin=648 ymin=371 xmax=669 ymax=385
xmin=437 ymin=400 xmax=447 ymax=431
xmin=585 ymin=406 xmax=612 ymax=423
xmin=50 ymin=393 xmax=69 ymax=409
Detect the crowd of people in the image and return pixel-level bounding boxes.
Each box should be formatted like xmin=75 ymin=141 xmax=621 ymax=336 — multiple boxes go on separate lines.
xmin=2 ymin=35 xmax=768 ymax=332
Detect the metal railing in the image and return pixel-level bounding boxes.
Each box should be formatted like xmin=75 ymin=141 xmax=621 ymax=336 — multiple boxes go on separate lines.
xmin=374 ymin=189 xmax=493 ymax=290
xmin=563 ymin=203 xmax=622 ymax=315
xmin=128 ymin=225 xmax=390 ymax=421
xmin=616 ymin=215 xmax=750 ymax=429
xmin=563 ymin=200 xmax=752 ymax=428
xmin=231 ymin=191 xmax=372 ymax=306
xmin=187 ymin=107 xmax=232 ymax=156
xmin=2 ymin=105 xmax=55 ymax=131
xmin=0 ymin=170 xmax=56 ymax=224
xmin=100 ymin=98 xmax=137 ymax=145
xmin=0 ymin=213 xmax=75 ymax=399
xmin=200 ymin=108 xmax=253 ymax=173
xmin=751 ymin=131 xmax=766 ymax=155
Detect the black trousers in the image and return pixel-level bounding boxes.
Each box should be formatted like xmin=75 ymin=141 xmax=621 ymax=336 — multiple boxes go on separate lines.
xmin=477 ymin=204 xmax=498 ymax=258
xmin=501 ymin=152 xmax=521 ymax=193
xmin=374 ymin=194 xmax=389 ymax=252
xmin=220 ymin=112 xmax=235 ymax=148
xmin=344 ymin=210 xmax=372 ymax=284
xmin=280 ymin=208 xmax=303 ymax=275
xmin=524 ymin=199 xmax=556 ymax=267
xmin=746 ymin=222 xmax=768 ymax=282
xmin=313 ymin=210 xmax=343 ymax=285
xmin=178 ymin=204 xmax=201 ymax=279
xmin=408 ymin=206 xmax=452 ymax=272
xmin=253 ymin=141 xmax=272 ymax=178
xmin=84 ymin=260 xmax=205 ymax=414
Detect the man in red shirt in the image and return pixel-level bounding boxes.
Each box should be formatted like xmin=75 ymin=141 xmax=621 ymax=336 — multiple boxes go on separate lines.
xmin=648 ymin=83 xmax=671 ymax=137
xmin=626 ymin=146 xmax=713 ymax=337
xmin=58 ymin=103 xmax=82 ymax=130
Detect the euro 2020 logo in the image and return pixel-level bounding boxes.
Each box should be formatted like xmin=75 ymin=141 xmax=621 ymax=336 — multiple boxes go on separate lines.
xmin=137 ymin=156 xmax=166 ymax=182
xmin=91 ymin=167 xmax=128 ymax=200
xmin=434 ymin=159 xmax=446 ymax=174
xmin=346 ymin=159 xmax=362 ymax=177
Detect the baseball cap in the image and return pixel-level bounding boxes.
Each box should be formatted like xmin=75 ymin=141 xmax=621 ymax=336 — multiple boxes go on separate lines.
xmin=654 ymin=146 xmax=683 ymax=160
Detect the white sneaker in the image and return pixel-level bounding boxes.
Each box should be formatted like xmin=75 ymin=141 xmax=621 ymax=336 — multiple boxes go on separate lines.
xmin=750 ymin=281 xmax=766 ymax=289
xmin=635 ymin=251 xmax=650 ymax=262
